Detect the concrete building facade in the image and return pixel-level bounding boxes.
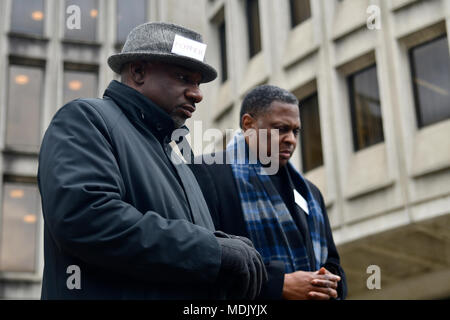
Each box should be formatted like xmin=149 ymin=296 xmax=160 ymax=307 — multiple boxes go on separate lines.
xmin=0 ymin=0 xmax=448 ymax=299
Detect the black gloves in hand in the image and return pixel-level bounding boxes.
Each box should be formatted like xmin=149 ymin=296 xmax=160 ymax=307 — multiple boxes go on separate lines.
xmin=214 ymin=230 xmax=254 ymax=247
xmin=214 ymin=231 xmax=268 ymax=300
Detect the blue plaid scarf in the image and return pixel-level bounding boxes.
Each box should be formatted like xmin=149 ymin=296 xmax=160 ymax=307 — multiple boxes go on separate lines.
xmin=226 ymin=132 xmax=328 ymax=272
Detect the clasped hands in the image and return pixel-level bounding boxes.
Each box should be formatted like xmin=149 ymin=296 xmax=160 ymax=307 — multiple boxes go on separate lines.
xmin=282 ymin=267 xmax=341 ymax=300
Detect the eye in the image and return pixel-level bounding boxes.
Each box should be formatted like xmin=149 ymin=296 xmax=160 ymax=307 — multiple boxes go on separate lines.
xmin=176 ymin=73 xmax=189 ymax=83
xmin=293 ymin=128 xmax=300 ymax=136
xmin=176 ymin=73 xmax=201 ymax=87
xmin=278 ymin=126 xmax=290 ymax=134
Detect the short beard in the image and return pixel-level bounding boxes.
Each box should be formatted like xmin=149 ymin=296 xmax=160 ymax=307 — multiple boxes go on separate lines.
xmin=171 ymin=116 xmax=186 ymax=129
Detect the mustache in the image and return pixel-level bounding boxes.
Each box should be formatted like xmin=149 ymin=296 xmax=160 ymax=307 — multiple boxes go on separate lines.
xmin=279 ymin=146 xmax=294 ymax=153
xmin=179 ymin=103 xmax=196 ymax=112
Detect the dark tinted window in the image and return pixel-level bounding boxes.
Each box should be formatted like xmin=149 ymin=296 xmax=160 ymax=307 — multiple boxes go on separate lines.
xmin=219 ymin=21 xmax=228 ymax=82
xmin=410 ymin=36 xmax=450 ymax=128
xmin=63 ymin=69 xmax=98 ymax=104
xmin=65 ymin=0 xmax=99 ymax=42
xmin=117 ymin=0 xmax=147 ymax=44
xmin=246 ymin=0 xmax=262 ymax=58
xmin=6 ymin=65 xmax=43 ymax=150
xmin=0 ymin=183 xmax=39 ymax=273
xmin=289 ymin=0 xmax=311 ymax=28
xmin=299 ymin=93 xmax=324 ymax=172
xmin=10 ymin=0 xmax=45 ymax=36
xmin=348 ymin=65 xmax=384 ymax=151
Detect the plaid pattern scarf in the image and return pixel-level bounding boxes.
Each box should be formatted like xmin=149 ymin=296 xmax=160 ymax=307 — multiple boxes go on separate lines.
xmin=226 ymin=132 xmax=328 ymax=272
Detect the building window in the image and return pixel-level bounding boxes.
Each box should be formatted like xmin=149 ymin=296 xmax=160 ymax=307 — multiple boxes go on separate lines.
xmin=6 ymin=64 xmax=44 ymax=151
xmin=63 ymin=66 xmax=98 ymax=105
xmin=116 ymin=0 xmax=147 ymax=44
xmin=219 ymin=20 xmax=228 ymax=83
xmin=65 ymin=0 xmax=99 ymax=42
xmin=0 ymin=182 xmax=40 ymax=273
xmin=299 ymin=93 xmax=323 ymax=172
xmin=410 ymin=35 xmax=450 ymax=128
xmin=348 ymin=64 xmax=384 ymax=151
xmin=289 ymin=0 xmax=311 ymax=28
xmin=246 ymin=0 xmax=262 ymax=58
xmin=10 ymin=0 xmax=45 ymax=36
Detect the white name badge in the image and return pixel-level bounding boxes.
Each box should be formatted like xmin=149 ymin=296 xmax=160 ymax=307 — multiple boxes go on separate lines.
xmin=293 ymin=189 xmax=309 ymax=215
xmin=171 ymin=34 xmax=207 ymax=62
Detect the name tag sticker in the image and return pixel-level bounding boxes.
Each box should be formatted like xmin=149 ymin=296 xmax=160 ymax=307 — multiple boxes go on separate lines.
xmin=294 ymin=189 xmax=309 ymax=215
xmin=171 ymin=34 xmax=207 ymax=62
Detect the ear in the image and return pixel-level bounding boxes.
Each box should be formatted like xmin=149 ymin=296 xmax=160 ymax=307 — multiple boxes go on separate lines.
xmin=241 ymin=113 xmax=257 ymax=132
xmin=128 ymin=61 xmax=148 ymax=85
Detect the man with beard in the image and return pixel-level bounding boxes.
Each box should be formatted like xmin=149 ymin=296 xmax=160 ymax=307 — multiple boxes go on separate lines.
xmin=38 ymin=22 xmax=266 ymax=299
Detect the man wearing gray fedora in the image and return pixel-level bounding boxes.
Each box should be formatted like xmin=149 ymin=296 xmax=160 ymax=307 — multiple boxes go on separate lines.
xmin=38 ymin=22 xmax=267 ymax=299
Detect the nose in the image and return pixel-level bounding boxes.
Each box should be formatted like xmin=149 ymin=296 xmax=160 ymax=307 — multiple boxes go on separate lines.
xmin=283 ymin=130 xmax=297 ymax=147
xmin=185 ymin=86 xmax=203 ymax=104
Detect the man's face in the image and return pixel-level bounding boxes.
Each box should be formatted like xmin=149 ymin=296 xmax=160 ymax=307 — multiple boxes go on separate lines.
xmin=244 ymin=101 xmax=300 ymax=168
xmin=140 ymin=62 xmax=204 ymax=128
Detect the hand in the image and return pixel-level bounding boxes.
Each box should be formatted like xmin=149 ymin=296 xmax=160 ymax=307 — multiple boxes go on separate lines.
xmin=309 ymin=267 xmax=341 ymax=300
xmin=215 ymin=232 xmax=268 ymax=300
xmin=282 ymin=268 xmax=340 ymax=300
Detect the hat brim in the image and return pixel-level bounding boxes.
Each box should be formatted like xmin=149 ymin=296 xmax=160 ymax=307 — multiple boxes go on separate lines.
xmin=108 ymin=52 xmax=217 ymax=83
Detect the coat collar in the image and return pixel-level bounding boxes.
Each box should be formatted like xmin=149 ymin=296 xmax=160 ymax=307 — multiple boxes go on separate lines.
xmin=104 ymin=80 xmax=181 ymax=142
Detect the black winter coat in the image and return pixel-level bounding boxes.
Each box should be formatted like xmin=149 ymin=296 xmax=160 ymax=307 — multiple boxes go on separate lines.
xmin=38 ymin=81 xmax=223 ymax=299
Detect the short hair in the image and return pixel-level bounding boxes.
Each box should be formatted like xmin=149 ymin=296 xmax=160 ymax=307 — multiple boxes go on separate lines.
xmin=239 ymin=85 xmax=299 ymax=128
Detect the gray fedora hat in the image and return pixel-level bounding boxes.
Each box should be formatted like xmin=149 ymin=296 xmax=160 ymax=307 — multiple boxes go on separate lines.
xmin=108 ymin=22 xmax=217 ymax=83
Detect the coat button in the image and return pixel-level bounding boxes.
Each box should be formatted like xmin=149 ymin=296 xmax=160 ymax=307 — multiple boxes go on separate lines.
xmin=156 ymin=124 xmax=163 ymax=131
